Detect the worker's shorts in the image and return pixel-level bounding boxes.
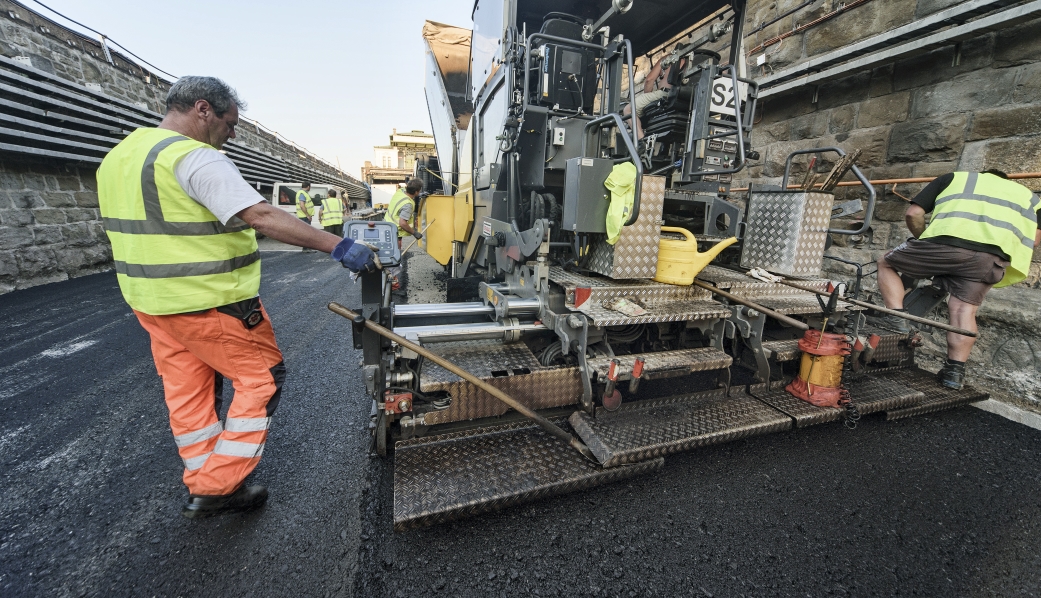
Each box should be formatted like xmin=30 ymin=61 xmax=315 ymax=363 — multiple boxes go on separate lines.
xmin=883 ymin=238 xmax=1009 ymax=305
xmin=634 ymin=89 xmax=668 ymax=117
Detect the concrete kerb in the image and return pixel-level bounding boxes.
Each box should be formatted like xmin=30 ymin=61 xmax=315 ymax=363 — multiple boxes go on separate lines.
xmin=973 ymin=399 xmax=1041 ymax=431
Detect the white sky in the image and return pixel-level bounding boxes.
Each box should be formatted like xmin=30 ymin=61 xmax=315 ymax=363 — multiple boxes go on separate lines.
xmin=27 ymin=0 xmax=474 ymax=180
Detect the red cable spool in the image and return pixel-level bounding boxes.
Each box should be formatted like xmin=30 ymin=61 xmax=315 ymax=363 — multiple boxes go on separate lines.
xmin=786 ymin=329 xmax=851 ymax=408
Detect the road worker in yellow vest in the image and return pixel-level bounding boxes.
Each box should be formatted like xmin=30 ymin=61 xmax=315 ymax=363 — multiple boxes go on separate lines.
xmin=295 ymin=182 xmax=314 ymax=223
xmin=318 ymin=189 xmax=346 ymax=237
xmin=382 ymin=178 xmax=425 ymax=291
xmin=97 ymin=76 xmax=374 ymax=519
xmin=876 ymin=170 xmax=1040 ymax=390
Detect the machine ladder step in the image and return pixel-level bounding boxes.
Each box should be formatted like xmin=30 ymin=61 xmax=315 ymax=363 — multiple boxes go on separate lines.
xmin=587 ymin=347 xmax=732 ymax=381
xmin=761 ymin=339 xmax=801 ymax=362
xmin=393 ymin=421 xmax=663 ymax=531
xmin=749 ymin=376 xmax=924 ymax=428
xmin=568 ymin=388 xmax=792 ymax=468
xmin=877 ymin=367 xmax=988 ymax=420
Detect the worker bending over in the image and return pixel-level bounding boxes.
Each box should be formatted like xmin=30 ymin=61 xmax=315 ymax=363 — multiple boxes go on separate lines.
xmin=98 ymin=76 xmax=375 ymax=519
xmin=319 ymin=189 xmax=345 ymax=237
xmin=383 ymin=178 xmax=425 ymax=291
xmin=876 ymin=170 xmax=1040 ymax=389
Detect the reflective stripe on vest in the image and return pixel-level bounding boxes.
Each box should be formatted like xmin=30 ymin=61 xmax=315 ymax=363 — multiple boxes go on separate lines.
xmin=920 ymin=171 xmax=1039 ymax=288
xmin=97 ymin=128 xmax=261 ymax=314
xmin=295 ymin=190 xmax=312 ymax=218
xmin=320 ymin=197 xmax=345 ymax=226
xmin=383 ymin=189 xmax=414 ymax=237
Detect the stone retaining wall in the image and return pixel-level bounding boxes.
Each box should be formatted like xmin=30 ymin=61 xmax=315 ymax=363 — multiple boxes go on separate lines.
xmin=740 ymin=0 xmax=1041 ymax=405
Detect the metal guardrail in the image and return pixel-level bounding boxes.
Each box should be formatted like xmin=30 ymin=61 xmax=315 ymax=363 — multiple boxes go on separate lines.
xmin=0 ymin=54 xmax=370 ymax=202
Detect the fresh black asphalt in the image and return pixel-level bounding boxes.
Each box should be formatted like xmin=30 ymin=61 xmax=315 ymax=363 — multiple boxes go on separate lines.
xmin=1 ymin=251 xmax=1039 ymax=597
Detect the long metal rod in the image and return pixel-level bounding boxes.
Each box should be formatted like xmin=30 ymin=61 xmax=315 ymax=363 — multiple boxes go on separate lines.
xmin=768 ymin=278 xmax=978 ymax=338
xmin=691 ymin=280 xmax=810 ymax=331
xmin=328 ymin=303 xmax=600 ymax=464
xmin=730 ymin=172 xmax=1041 ymax=193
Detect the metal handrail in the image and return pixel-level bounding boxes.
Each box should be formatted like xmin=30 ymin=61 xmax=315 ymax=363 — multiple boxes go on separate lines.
xmin=779 ymin=147 xmax=876 ymax=235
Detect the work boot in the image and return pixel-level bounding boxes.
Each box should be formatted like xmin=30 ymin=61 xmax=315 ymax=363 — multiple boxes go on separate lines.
xmin=868 ymin=309 xmax=911 ymax=334
xmin=937 ymin=360 xmax=966 ymax=390
xmin=181 ymin=485 xmax=268 ymax=519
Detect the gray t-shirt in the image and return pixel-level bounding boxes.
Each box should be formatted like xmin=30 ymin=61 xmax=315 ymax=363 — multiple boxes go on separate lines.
xmin=397 ymin=200 xmax=414 ymax=222
xmin=174 ymin=148 xmax=264 ymax=225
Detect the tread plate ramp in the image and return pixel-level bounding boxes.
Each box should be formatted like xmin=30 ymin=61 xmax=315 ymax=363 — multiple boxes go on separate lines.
xmin=569 ymin=388 xmax=792 ymax=468
xmin=749 ymin=374 xmax=924 ymax=427
xmin=393 ymin=421 xmax=663 ymax=531
xmin=875 ymin=367 xmax=988 ymax=420
xmin=587 ymin=347 xmax=732 ymax=380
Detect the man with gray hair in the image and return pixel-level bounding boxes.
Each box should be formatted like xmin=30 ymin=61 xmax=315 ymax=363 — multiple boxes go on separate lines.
xmin=97 ymin=76 xmax=375 ymax=519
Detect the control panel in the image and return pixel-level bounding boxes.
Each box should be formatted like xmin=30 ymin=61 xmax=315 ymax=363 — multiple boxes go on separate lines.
xmin=345 ymin=221 xmax=400 ymax=266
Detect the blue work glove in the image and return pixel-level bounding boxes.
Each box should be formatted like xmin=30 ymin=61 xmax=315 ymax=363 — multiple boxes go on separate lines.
xmin=331 ymin=237 xmax=377 ymax=273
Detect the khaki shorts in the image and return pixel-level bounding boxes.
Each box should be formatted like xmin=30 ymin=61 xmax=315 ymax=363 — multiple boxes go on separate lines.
xmin=633 ymin=89 xmax=668 ymax=117
xmin=883 ymin=238 xmax=1009 ymax=305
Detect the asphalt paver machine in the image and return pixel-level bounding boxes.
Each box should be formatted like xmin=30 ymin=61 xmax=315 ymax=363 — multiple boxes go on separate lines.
xmin=332 ymin=0 xmax=989 ymax=531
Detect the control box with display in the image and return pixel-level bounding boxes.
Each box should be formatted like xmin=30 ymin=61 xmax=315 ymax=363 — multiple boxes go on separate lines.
xmin=345 ymin=221 xmax=401 ymax=266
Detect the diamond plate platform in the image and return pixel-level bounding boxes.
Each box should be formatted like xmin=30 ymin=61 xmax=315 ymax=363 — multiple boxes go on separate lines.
xmin=845 ymin=375 xmax=924 ymax=415
xmin=569 ymin=388 xmax=792 ymax=467
xmin=752 ymin=295 xmax=861 ymax=315
xmin=861 ymin=325 xmax=915 ymax=365
xmin=588 ymin=347 xmax=732 ymax=380
xmin=876 ymin=367 xmax=988 ymax=420
xmin=697 ymin=265 xmax=827 ymax=298
xmin=761 ymin=339 xmax=801 ymax=361
xmin=393 ymin=421 xmax=664 ymax=531
xmin=419 ymin=341 xmax=581 ymax=425
xmin=549 ymin=266 xmax=712 ymax=305
xmin=748 ymin=375 xmax=924 ymax=428
xmin=575 ymin=299 xmax=730 ymax=327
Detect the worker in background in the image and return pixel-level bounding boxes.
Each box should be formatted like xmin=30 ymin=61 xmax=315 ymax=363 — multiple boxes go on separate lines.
xmin=624 ymin=53 xmax=685 ymax=140
xmin=97 ymin=76 xmax=375 ymax=519
xmin=383 ymin=178 xmax=425 ymax=291
xmin=318 ymin=189 xmax=345 ymax=237
xmin=295 ymin=182 xmax=313 ymax=223
xmin=875 ymin=170 xmax=1040 ymax=390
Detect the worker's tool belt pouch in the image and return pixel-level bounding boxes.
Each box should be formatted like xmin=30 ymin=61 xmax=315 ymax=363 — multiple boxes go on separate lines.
xmin=216 ymin=296 xmax=265 ymax=329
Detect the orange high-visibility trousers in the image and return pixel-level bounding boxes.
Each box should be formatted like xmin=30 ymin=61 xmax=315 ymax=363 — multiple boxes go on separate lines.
xmin=134 ymin=301 xmax=285 ymax=496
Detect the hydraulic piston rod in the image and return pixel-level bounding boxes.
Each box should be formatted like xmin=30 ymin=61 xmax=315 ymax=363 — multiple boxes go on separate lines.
xmin=393 ymin=321 xmax=548 ymax=343
xmin=328 ymin=303 xmax=600 ymax=465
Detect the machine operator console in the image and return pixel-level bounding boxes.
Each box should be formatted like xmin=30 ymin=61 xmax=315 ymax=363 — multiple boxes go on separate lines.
xmin=345 ymin=221 xmax=401 ymax=266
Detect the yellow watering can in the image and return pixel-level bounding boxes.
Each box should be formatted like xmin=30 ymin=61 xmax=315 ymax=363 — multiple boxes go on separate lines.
xmin=653 ymin=226 xmax=738 ymax=286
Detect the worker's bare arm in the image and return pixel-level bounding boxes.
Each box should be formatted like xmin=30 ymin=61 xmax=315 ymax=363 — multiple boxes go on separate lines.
xmin=905 ymin=204 xmax=927 ymax=239
xmin=1035 ymin=227 xmax=1040 ymax=247
xmin=238 ymin=201 xmax=340 ymax=253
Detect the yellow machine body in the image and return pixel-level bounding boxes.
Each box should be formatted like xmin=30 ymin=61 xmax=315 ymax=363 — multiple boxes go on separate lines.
xmin=419 ymin=194 xmax=457 ymax=266
xmin=653 ymin=227 xmax=737 ymax=286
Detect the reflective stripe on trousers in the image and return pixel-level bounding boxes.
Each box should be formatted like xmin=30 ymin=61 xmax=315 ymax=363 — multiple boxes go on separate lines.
xmin=135 ymin=303 xmax=285 ymax=496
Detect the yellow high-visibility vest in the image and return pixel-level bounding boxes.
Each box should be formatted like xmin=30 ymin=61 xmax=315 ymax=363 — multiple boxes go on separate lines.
xmin=384 ymin=189 xmax=414 ymax=238
xmin=921 ymin=172 xmax=1039 ymax=287
xmin=97 ymin=128 xmax=260 ymax=314
xmin=320 ymin=196 xmax=345 ymax=226
xmin=295 ymin=189 xmax=313 ymax=218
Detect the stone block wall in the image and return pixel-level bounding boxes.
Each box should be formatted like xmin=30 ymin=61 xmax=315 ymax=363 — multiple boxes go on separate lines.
xmin=0 ymin=158 xmax=110 ymax=293
xmin=740 ymin=0 xmax=1041 ymax=405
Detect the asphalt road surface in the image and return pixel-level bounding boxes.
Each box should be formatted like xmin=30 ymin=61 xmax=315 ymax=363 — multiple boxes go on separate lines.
xmin=2 ymin=251 xmax=1040 ymax=597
